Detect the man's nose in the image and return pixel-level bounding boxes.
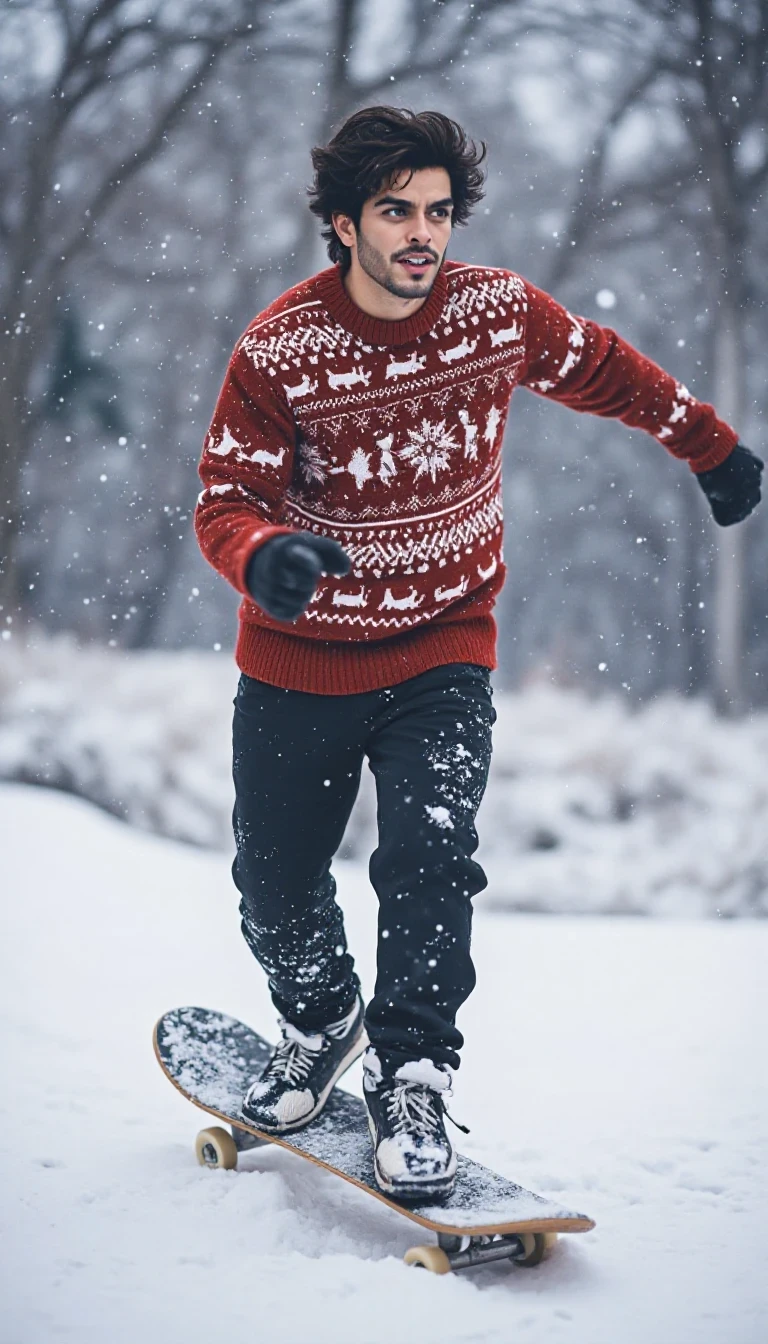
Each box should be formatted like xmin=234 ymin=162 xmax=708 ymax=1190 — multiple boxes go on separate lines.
xmin=407 ymin=216 xmax=433 ymax=245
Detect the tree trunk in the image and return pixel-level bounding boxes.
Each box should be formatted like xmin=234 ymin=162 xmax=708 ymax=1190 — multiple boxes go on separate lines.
xmin=711 ymin=289 xmax=747 ymax=715
xmin=0 ymin=277 xmax=59 ymax=623
xmin=0 ymin=330 xmax=34 ymax=621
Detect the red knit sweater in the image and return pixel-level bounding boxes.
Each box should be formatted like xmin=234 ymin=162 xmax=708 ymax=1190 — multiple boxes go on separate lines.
xmin=195 ymin=260 xmax=737 ymax=694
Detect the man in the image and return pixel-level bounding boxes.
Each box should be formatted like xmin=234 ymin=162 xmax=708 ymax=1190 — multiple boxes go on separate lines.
xmin=195 ymin=106 xmax=762 ymax=1200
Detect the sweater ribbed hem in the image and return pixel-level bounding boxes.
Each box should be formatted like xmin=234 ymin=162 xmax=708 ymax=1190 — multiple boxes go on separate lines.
xmin=235 ymin=616 xmax=497 ymax=695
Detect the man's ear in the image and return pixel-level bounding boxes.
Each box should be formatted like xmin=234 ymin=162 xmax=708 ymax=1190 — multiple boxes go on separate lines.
xmin=332 ymin=212 xmax=356 ymax=249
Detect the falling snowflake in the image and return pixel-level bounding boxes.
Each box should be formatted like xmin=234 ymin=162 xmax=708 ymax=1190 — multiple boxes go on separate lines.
xmin=399 ymin=419 xmax=459 ymax=482
xmin=347 ymin=446 xmax=373 ymax=490
xmin=298 ymin=441 xmax=328 ymax=485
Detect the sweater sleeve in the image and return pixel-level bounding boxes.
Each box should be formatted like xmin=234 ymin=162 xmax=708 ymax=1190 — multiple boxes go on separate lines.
xmin=194 ymin=339 xmax=298 ymax=596
xmin=519 ymin=279 xmax=738 ymax=473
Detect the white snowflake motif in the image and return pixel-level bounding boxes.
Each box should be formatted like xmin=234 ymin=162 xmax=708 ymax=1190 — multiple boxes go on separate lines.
xmin=298 ymin=441 xmax=328 ymax=485
xmin=398 ymin=418 xmax=460 ymax=483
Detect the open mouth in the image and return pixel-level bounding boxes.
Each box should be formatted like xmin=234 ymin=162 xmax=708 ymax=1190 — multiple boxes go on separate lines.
xmin=398 ymin=256 xmax=433 ymax=276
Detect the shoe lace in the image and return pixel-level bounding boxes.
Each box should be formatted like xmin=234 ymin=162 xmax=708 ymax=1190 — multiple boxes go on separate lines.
xmin=264 ymin=1033 xmax=322 ymax=1086
xmin=385 ymin=1081 xmax=470 ymax=1139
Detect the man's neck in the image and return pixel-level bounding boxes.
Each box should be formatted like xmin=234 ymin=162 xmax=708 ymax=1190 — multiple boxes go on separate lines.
xmin=342 ymin=262 xmax=430 ymax=323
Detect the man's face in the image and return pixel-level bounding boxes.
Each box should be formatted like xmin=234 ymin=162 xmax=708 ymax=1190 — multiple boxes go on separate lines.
xmin=333 ymin=166 xmax=453 ymax=301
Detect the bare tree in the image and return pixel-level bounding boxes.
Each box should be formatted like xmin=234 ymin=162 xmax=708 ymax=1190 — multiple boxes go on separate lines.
xmin=284 ymin=0 xmax=528 ymax=278
xmin=0 ymin=0 xmax=272 ymax=619
xmin=541 ymin=0 xmax=768 ymax=712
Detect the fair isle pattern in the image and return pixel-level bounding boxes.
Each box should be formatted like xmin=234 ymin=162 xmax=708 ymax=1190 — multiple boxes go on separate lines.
xmin=195 ymin=259 xmax=739 ymax=684
xmin=441 ymin=267 xmax=526 ymax=325
xmin=241 ymin=305 xmax=360 ymax=376
xmin=198 ymin=263 xmax=528 ymax=635
xmin=284 ymin=467 xmax=503 ymax=575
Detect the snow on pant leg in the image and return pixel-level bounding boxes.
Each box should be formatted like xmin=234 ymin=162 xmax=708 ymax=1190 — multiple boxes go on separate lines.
xmin=365 ymin=663 xmax=496 ymax=1073
xmin=231 ymin=673 xmax=365 ymax=1030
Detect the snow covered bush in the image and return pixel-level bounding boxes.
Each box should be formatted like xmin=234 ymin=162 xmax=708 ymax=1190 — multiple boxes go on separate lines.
xmin=0 ymin=632 xmax=238 ymax=849
xmin=1 ymin=631 xmax=766 ymax=916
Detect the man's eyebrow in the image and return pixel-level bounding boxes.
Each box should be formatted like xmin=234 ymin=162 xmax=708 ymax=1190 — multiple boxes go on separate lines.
xmin=373 ymin=194 xmax=454 ymax=209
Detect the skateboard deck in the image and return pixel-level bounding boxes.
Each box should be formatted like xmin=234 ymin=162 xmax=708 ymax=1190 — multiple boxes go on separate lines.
xmin=154 ymin=1006 xmax=595 ymax=1274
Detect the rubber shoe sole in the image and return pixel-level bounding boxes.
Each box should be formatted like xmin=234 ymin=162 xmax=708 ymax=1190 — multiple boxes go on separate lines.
xmin=241 ymin=1026 xmax=368 ymax=1134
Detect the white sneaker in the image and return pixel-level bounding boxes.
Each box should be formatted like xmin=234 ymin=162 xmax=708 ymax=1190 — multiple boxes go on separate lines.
xmin=241 ymin=996 xmax=366 ymax=1132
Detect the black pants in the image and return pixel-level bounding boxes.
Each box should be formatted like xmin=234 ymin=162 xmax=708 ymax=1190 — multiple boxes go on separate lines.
xmin=231 ymin=662 xmax=495 ymax=1072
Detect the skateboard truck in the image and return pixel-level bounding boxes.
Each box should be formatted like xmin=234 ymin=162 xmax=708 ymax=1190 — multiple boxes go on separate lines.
xmin=404 ymin=1230 xmax=557 ymax=1274
xmin=230 ymin=1125 xmax=270 ymax=1153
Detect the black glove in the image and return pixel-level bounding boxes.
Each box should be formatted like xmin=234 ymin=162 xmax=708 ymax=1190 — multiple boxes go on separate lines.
xmin=245 ymin=532 xmax=351 ymax=622
xmin=695 ymin=442 xmax=763 ymax=526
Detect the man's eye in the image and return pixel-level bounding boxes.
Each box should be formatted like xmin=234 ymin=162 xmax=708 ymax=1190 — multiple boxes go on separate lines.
xmin=382 ymin=207 xmax=450 ymax=218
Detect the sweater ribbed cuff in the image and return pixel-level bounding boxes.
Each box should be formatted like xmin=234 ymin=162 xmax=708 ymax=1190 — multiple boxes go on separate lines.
xmin=687 ymin=426 xmax=739 ymax=474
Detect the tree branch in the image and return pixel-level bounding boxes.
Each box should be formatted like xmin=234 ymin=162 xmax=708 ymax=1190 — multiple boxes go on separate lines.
xmin=42 ymin=40 xmax=228 ymax=288
xmin=545 ymin=60 xmax=664 ymax=290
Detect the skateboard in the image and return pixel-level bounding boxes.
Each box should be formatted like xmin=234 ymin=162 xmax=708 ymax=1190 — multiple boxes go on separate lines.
xmin=154 ymin=1006 xmax=595 ymax=1275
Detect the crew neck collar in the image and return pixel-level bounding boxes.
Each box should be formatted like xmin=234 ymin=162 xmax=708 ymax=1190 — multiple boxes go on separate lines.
xmin=315 ymin=263 xmax=448 ymax=347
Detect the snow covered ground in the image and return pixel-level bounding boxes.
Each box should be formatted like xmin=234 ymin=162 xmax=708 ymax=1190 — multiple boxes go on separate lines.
xmin=2 ymin=631 xmax=768 ymax=916
xmin=2 ymin=782 xmax=766 ymax=1344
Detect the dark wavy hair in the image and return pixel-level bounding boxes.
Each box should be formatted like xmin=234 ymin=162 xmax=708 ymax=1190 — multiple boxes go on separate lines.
xmin=308 ymin=106 xmax=487 ymax=270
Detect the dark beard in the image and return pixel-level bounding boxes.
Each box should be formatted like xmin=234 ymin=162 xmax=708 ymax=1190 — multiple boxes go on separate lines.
xmin=356 ymin=228 xmax=440 ymax=301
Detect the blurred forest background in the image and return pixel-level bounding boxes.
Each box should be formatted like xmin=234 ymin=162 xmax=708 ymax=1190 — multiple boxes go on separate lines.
xmin=1 ymin=0 xmax=766 ymax=915
xmin=2 ymin=0 xmax=767 ymax=708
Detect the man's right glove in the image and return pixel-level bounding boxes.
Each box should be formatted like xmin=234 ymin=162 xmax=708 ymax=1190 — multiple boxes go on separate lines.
xmin=245 ymin=532 xmax=351 ymax=623
xmin=695 ymin=442 xmax=763 ymax=526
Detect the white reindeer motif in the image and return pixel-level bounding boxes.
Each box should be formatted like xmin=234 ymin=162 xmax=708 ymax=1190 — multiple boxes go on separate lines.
xmin=557 ymin=349 xmax=580 ymax=379
xmin=434 ymin=576 xmax=469 ymax=603
xmin=332 ymin=586 xmax=368 ymax=608
xmin=484 ymin=405 xmax=501 ymax=448
xmin=489 ymin=322 xmax=523 ymax=347
xmin=207 ymin=425 xmax=239 ymax=456
xmin=477 ymin=557 xmax=497 ymax=582
xmin=284 ymin=373 xmax=318 ymax=401
xmin=385 ymin=352 xmax=427 ymax=379
xmin=379 ymin=587 xmax=425 ymax=611
xmin=458 ymin=409 xmax=478 ymax=460
xmin=376 ymin=434 xmax=398 ymax=482
xmin=567 ymin=315 xmax=585 ymax=348
xmin=238 ymin=445 xmax=285 ymax=468
xmin=438 ymin=337 xmax=477 ymax=363
xmin=327 ymin=367 xmax=372 ymax=390
xmin=658 ymin=384 xmax=694 ymax=440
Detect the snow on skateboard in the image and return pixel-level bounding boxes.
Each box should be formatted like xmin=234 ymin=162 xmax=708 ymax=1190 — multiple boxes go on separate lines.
xmin=153 ymin=1006 xmax=595 ymax=1275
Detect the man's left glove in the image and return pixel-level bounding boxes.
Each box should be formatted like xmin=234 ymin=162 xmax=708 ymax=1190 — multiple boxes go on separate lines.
xmin=695 ymin=443 xmax=763 ymax=526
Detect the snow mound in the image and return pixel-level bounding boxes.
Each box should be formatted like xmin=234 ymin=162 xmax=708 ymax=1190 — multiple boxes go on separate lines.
xmin=1 ymin=783 xmax=766 ymax=1344
xmin=1 ymin=631 xmax=766 ymax=916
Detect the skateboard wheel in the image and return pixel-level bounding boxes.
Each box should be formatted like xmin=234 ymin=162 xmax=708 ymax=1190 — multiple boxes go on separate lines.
xmin=195 ymin=1126 xmax=238 ymax=1171
xmin=404 ymin=1245 xmax=452 ymax=1274
xmin=513 ymin=1232 xmax=557 ymax=1267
